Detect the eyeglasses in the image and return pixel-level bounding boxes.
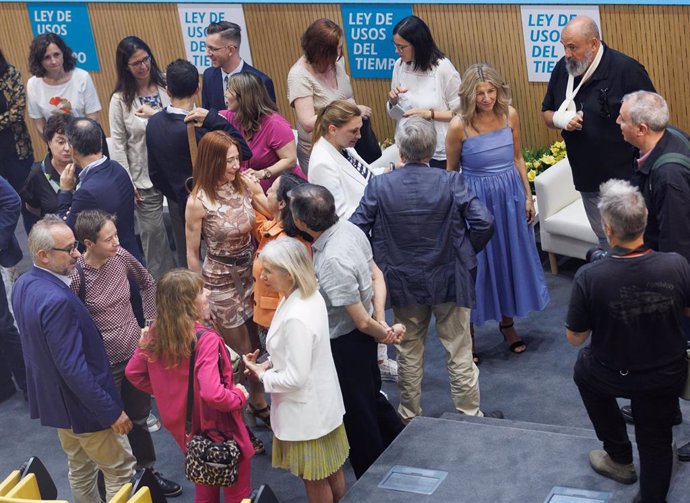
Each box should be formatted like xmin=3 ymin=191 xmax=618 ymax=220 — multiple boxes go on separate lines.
xmin=393 ymin=43 xmax=411 ymax=52
xmin=128 ymin=55 xmax=151 ymax=68
xmin=50 ymin=241 xmax=79 ymax=254
xmin=206 ymin=45 xmax=235 ymax=55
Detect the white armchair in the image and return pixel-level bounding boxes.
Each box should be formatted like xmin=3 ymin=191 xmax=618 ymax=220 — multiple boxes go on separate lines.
xmin=534 ymin=157 xmax=598 ymax=274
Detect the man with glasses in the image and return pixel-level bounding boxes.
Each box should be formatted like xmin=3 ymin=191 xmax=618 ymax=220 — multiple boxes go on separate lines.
xmin=12 ymin=215 xmax=136 ymax=503
xmin=541 ymin=15 xmax=655 ymax=248
xmin=202 ymin=21 xmax=276 ymax=110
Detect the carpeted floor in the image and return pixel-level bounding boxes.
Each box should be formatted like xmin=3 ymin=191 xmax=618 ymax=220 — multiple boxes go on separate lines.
xmin=2 ymin=226 xmax=689 ymax=503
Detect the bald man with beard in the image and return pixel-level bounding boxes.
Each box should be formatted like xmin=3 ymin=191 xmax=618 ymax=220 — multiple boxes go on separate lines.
xmin=542 ymin=15 xmax=655 ymax=248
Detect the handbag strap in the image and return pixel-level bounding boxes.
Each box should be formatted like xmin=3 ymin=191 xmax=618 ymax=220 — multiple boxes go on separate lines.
xmin=187 ymin=123 xmax=198 ymax=170
xmin=185 ymin=328 xmax=209 ymax=435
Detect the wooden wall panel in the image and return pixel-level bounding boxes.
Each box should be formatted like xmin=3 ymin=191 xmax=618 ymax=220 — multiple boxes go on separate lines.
xmin=2 ymin=3 xmax=690 ymax=160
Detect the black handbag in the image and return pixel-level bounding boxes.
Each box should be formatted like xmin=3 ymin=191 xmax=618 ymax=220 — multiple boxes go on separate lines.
xmin=354 ymin=117 xmax=382 ymax=164
xmin=184 ymin=329 xmax=241 ymax=487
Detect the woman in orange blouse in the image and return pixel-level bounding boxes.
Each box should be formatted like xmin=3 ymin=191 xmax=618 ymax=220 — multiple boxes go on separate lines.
xmin=248 ymin=172 xmax=311 ymax=426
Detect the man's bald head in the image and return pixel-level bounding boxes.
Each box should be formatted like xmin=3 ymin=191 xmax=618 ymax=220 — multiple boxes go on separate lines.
xmin=564 ymin=16 xmax=601 ymax=41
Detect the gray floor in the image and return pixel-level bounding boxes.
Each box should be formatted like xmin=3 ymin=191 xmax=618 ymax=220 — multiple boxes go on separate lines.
xmin=2 ymin=226 xmax=690 ymax=503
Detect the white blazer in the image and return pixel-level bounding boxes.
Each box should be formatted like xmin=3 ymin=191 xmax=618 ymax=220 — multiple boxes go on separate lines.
xmin=308 ymin=137 xmax=385 ymax=219
xmin=262 ymin=290 xmax=345 ymax=441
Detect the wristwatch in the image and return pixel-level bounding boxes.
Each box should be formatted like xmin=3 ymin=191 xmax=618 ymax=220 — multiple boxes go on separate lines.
xmin=262 ymin=169 xmax=273 ymax=180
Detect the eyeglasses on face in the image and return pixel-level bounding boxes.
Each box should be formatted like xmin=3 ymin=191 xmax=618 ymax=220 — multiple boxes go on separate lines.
xmin=206 ymin=45 xmax=235 ymax=54
xmin=128 ymin=55 xmax=151 ymax=68
xmin=50 ymin=241 xmax=79 ymax=254
xmin=393 ymin=43 xmax=411 ymax=51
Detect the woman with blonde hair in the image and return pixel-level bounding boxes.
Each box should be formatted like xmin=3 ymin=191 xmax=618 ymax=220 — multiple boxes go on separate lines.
xmin=219 ymin=73 xmax=303 ymax=192
xmin=446 ymin=63 xmax=548 ymax=356
xmin=185 ymin=130 xmax=269 ymax=452
xmin=308 ymin=100 xmax=386 ymax=219
xmin=126 ymin=269 xmax=253 ymax=503
xmin=244 ymin=238 xmax=348 ymax=503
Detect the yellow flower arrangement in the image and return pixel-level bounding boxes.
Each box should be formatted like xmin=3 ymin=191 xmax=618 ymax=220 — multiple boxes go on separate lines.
xmin=523 ymin=140 xmax=567 ymax=194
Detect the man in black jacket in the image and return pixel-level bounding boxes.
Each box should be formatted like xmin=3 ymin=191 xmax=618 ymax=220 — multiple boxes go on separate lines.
xmin=542 ymin=15 xmax=655 ymax=247
xmin=146 ymin=59 xmax=251 ymax=266
xmin=617 ymin=90 xmax=690 ymax=461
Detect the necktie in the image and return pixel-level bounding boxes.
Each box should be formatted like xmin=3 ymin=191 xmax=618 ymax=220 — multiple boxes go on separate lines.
xmin=224 ymin=75 xmax=229 ymax=107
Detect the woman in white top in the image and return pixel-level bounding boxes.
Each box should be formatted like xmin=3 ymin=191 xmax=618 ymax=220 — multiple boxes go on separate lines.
xmin=308 ymin=100 xmax=386 ymax=220
xmin=109 ymin=36 xmax=174 ymax=280
xmin=387 ymin=16 xmax=461 ymax=168
xmin=287 ymin=18 xmax=372 ymax=173
xmin=27 ymin=33 xmax=101 ymax=135
xmin=243 ymin=238 xmax=348 ymax=503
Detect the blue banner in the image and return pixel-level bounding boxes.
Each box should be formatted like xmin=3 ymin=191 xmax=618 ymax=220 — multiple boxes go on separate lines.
xmin=27 ymin=3 xmax=100 ymax=72
xmin=342 ymin=4 xmax=413 ymax=79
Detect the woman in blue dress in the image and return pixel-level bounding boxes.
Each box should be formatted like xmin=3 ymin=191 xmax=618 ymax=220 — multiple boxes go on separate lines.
xmin=446 ymin=63 xmax=548 ymax=356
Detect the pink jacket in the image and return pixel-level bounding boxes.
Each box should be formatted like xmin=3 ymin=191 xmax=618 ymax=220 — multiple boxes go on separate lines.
xmin=126 ymin=322 xmax=253 ymax=460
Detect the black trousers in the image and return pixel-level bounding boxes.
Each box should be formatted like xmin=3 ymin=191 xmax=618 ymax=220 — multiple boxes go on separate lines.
xmin=331 ymin=329 xmax=404 ymax=478
xmin=574 ymin=349 xmax=685 ymax=503
xmin=0 ymin=273 xmax=26 ymax=400
xmin=112 ymin=362 xmax=155 ymax=469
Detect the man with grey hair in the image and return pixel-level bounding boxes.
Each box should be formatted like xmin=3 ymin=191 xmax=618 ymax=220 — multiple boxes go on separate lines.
xmin=202 ymin=21 xmax=276 ymax=110
xmin=542 ymin=15 xmax=655 ymax=247
xmin=617 ymin=91 xmax=690 ymax=458
xmin=11 ymin=215 xmax=136 ymax=503
xmin=351 ymin=117 xmax=498 ymax=423
xmin=566 ymin=179 xmax=690 ymax=503
xmin=289 ymin=183 xmax=406 ymax=479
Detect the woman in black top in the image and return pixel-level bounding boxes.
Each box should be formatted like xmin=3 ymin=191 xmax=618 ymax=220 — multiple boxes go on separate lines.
xmin=20 ymin=113 xmax=75 ymax=227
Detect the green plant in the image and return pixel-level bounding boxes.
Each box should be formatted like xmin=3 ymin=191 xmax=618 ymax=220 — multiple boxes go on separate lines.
xmin=523 ymin=140 xmax=567 ymax=194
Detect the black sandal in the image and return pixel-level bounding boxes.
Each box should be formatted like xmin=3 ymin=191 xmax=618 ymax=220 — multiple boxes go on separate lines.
xmin=499 ymin=322 xmax=527 ymax=353
xmin=248 ymin=402 xmax=271 ymax=430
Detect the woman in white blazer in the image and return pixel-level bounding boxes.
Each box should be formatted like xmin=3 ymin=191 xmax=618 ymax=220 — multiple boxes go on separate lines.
xmin=307 ymin=100 xmax=388 ymax=219
xmin=243 ymin=238 xmax=349 ymax=503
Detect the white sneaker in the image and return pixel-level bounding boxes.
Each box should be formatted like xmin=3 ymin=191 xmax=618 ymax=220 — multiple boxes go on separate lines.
xmin=379 ymin=358 xmax=398 ymax=382
xmin=146 ymin=412 xmax=161 ymax=432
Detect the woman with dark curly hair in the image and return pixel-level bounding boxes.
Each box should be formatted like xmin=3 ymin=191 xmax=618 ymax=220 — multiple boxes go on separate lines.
xmin=27 ymin=33 xmax=101 ymax=135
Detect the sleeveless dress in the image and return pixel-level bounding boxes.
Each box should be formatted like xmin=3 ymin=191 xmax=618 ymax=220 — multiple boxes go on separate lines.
xmin=460 ymin=126 xmax=549 ymax=324
xmin=198 ymin=183 xmax=256 ymax=330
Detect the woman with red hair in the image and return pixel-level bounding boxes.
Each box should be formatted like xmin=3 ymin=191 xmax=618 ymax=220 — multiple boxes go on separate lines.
xmin=287 ymin=18 xmax=373 ymax=173
xmin=185 ymin=130 xmax=269 ymax=453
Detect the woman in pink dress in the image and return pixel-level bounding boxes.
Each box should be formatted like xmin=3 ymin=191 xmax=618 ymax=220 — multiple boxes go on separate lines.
xmin=220 ymin=72 xmax=303 ymax=192
xmin=126 ymin=269 xmax=253 ymax=503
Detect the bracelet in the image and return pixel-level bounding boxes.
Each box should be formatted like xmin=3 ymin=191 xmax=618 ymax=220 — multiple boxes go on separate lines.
xmin=429 ymin=109 xmax=435 ymax=120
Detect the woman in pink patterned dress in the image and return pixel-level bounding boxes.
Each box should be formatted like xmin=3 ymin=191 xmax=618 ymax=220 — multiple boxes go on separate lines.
xmin=185 ymin=130 xmax=269 ymax=452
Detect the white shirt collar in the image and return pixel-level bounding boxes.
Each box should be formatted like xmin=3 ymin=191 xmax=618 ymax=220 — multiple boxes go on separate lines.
xmin=79 ymin=155 xmax=108 ymax=179
xmin=221 ymin=59 xmax=245 ymax=86
xmin=36 ymin=265 xmax=72 ymax=286
xmin=166 ymin=104 xmax=195 ymax=115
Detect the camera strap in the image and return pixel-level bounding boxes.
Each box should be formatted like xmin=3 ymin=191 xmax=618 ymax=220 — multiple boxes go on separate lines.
xmin=609 ymin=244 xmax=651 ymax=258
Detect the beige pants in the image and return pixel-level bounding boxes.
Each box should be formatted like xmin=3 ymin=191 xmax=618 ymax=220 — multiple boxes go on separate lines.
xmin=394 ymin=303 xmax=481 ymax=422
xmin=57 ymin=428 xmax=136 ymax=503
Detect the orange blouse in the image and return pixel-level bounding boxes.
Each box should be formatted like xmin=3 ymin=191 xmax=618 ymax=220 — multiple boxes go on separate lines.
xmin=252 ymin=211 xmax=311 ymax=328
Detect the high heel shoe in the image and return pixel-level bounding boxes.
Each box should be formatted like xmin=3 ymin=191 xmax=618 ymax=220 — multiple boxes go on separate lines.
xmin=499 ymin=322 xmax=526 ymax=353
xmin=248 ymin=402 xmax=272 ymax=430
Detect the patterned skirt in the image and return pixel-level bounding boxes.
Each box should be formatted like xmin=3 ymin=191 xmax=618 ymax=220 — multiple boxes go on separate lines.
xmin=272 ymin=424 xmax=349 ymax=481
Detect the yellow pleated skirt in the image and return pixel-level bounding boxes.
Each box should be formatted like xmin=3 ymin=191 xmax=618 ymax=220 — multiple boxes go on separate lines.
xmin=272 ymin=423 xmax=350 ymax=481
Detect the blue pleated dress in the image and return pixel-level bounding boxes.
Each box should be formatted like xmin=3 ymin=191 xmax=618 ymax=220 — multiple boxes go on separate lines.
xmin=460 ymin=126 xmax=549 ymax=324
